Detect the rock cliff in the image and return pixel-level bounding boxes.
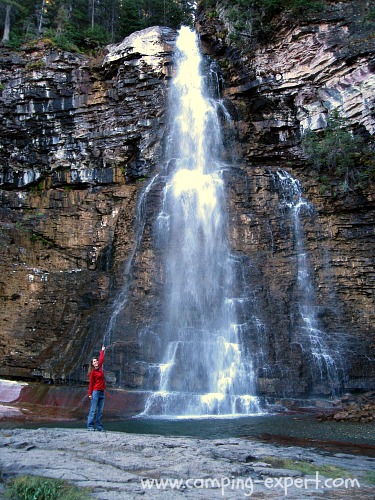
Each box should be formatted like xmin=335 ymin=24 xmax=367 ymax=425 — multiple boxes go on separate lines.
xmin=196 ymin=0 xmax=375 ymax=396
xmin=0 ymin=26 xmax=176 ymax=384
xmin=0 ymin=1 xmax=374 ymax=405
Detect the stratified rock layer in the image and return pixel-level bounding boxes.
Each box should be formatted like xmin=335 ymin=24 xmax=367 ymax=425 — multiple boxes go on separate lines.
xmin=0 ymin=27 xmax=176 ymax=384
xmin=196 ymin=0 xmax=375 ymax=395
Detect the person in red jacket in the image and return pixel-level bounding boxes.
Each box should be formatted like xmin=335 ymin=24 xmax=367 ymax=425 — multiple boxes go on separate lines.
xmin=87 ymin=345 xmax=106 ymax=431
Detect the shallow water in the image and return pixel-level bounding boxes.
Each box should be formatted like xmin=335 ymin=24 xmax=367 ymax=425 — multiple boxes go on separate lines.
xmin=112 ymin=414 xmax=375 ymax=445
xmin=2 ymin=414 xmax=374 ymax=453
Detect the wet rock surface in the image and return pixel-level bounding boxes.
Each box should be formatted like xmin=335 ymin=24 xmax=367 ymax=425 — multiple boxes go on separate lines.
xmin=1 ymin=428 xmax=375 ymax=499
xmin=0 ymin=379 xmax=147 ymax=423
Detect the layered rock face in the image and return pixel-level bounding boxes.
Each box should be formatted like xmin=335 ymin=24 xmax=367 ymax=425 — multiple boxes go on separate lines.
xmin=0 ymin=1 xmax=374 ymax=403
xmin=196 ymin=0 xmax=375 ymax=395
xmin=0 ymin=27 xmax=176 ymax=383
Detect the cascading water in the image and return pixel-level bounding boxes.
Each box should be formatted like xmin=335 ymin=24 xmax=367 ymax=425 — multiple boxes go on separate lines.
xmin=102 ymin=174 xmax=159 ymax=348
xmin=142 ymin=27 xmax=260 ymax=416
xmin=275 ymin=169 xmax=344 ymax=395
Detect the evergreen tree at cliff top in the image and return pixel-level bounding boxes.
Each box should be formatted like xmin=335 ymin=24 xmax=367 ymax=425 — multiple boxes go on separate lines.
xmin=0 ymin=0 xmax=195 ymax=50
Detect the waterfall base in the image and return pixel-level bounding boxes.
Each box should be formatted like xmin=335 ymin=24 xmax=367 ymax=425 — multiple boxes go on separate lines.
xmin=141 ymin=390 xmax=262 ymax=417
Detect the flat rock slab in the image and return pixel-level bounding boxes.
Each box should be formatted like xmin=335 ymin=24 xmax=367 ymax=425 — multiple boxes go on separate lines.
xmin=0 ymin=428 xmax=375 ymax=499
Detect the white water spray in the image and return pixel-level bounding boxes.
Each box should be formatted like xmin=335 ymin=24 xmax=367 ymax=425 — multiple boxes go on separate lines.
xmin=142 ymin=27 xmax=260 ymax=416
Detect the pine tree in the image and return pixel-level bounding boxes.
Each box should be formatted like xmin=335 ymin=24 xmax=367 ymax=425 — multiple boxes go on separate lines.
xmin=1 ymin=2 xmax=11 ymax=43
xmin=0 ymin=0 xmax=25 ymax=44
xmin=118 ymin=0 xmax=145 ymax=38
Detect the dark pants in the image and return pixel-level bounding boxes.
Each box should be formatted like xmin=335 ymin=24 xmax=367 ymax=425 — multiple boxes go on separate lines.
xmin=87 ymin=390 xmax=105 ymax=430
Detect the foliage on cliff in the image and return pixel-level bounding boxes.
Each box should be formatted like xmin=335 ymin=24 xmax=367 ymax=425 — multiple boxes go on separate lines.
xmin=302 ymin=112 xmax=375 ymax=194
xmin=0 ymin=0 xmax=194 ymax=51
xmin=199 ymin=0 xmax=329 ymax=44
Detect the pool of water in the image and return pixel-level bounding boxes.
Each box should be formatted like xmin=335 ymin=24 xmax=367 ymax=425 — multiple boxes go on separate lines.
xmin=2 ymin=414 xmax=374 ymax=453
xmin=114 ymin=414 xmax=375 ymax=445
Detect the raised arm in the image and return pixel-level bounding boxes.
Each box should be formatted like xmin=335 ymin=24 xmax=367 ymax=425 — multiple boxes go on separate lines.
xmin=98 ymin=345 xmax=105 ymax=368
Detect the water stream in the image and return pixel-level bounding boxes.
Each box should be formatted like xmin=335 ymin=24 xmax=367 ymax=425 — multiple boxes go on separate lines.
xmin=274 ymin=169 xmax=344 ymax=395
xmin=142 ymin=27 xmax=260 ymax=416
xmin=102 ymin=174 xmax=159 ymax=348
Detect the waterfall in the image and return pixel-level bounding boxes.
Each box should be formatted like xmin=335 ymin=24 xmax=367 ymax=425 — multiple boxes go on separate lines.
xmin=142 ymin=27 xmax=260 ymax=416
xmin=275 ymin=169 xmax=343 ymax=395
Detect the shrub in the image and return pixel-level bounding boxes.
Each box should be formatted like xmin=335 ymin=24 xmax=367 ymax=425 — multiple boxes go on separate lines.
xmin=301 ymin=112 xmax=374 ymax=193
xmin=25 ymin=60 xmax=46 ymax=71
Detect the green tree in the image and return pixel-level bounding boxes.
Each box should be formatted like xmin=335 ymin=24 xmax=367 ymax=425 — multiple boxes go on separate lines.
xmin=37 ymin=0 xmax=47 ymax=34
xmin=0 ymin=0 xmax=25 ymax=44
xmin=302 ymin=112 xmax=374 ymax=193
xmin=118 ymin=0 xmax=145 ymax=37
xmin=118 ymin=0 xmax=193 ymax=39
xmin=0 ymin=0 xmax=195 ymax=50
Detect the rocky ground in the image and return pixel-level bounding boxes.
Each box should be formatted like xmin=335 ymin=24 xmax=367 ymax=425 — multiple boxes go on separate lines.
xmin=317 ymin=392 xmax=375 ymax=423
xmin=0 ymin=428 xmax=374 ymax=499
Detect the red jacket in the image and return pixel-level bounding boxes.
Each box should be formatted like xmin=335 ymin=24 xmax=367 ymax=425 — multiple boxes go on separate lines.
xmin=88 ymin=350 xmax=106 ymax=396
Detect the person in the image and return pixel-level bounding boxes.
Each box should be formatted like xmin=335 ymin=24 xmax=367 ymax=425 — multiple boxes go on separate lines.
xmin=87 ymin=345 xmax=106 ymax=431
